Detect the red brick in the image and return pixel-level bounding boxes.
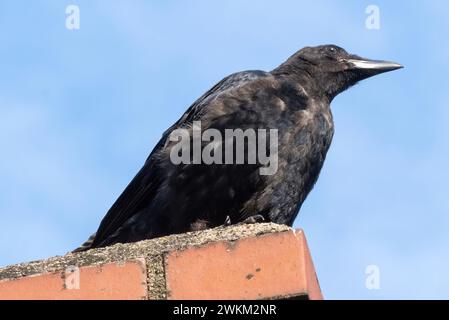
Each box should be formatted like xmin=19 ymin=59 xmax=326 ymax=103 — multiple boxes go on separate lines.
xmin=165 ymin=229 xmax=322 ymax=300
xmin=0 ymin=259 xmax=147 ymax=300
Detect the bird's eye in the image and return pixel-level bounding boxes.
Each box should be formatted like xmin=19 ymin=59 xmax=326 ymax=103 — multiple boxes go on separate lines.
xmin=328 ymin=47 xmax=336 ymax=54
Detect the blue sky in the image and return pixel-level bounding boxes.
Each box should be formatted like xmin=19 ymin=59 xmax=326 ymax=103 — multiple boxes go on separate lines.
xmin=0 ymin=0 xmax=448 ymax=299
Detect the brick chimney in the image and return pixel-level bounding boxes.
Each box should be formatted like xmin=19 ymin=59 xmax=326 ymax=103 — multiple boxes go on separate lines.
xmin=0 ymin=223 xmax=322 ymax=300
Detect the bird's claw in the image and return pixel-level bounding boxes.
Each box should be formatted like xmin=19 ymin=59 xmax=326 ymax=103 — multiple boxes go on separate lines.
xmin=224 ymin=215 xmax=232 ymax=226
xmin=218 ymin=215 xmax=232 ymax=228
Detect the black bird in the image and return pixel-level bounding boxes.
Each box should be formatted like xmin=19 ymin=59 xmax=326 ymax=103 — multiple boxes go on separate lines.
xmin=74 ymin=45 xmax=402 ymax=252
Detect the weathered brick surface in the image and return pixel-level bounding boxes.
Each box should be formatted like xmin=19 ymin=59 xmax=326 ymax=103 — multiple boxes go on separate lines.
xmin=0 ymin=260 xmax=147 ymax=300
xmin=165 ymin=229 xmax=322 ymax=300
xmin=0 ymin=223 xmax=322 ymax=300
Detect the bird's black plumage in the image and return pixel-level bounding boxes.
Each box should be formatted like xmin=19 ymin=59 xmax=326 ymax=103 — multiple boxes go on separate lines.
xmin=75 ymin=45 xmax=402 ymax=252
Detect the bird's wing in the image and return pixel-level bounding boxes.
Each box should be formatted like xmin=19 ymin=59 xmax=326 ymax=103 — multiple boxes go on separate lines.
xmin=155 ymin=70 xmax=268 ymax=143
xmin=87 ymin=70 xmax=269 ymax=249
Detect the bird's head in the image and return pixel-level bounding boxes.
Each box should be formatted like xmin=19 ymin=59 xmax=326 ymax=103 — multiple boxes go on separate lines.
xmin=275 ymin=44 xmax=403 ymax=101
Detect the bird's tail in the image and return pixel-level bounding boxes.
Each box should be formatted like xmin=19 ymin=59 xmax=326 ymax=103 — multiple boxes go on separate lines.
xmin=72 ymin=232 xmax=96 ymax=253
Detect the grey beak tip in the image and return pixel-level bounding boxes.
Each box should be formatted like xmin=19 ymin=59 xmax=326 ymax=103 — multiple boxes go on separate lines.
xmin=389 ymin=63 xmax=404 ymax=72
xmin=347 ymin=59 xmax=404 ymax=72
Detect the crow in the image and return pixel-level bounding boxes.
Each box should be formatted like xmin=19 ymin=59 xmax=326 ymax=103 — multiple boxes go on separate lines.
xmin=74 ymin=45 xmax=402 ymax=252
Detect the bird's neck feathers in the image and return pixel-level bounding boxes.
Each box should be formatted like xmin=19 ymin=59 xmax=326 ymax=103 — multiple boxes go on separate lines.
xmin=271 ymin=61 xmax=331 ymax=103
xmin=318 ymin=72 xmax=359 ymax=102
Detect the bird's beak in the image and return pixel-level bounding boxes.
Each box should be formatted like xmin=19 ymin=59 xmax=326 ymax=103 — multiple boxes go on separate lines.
xmin=346 ymin=56 xmax=403 ymax=76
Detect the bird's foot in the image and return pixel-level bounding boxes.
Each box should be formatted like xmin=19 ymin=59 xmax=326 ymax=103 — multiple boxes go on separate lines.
xmin=240 ymin=214 xmax=265 ymax=225
xmin=220 ymin=214 xmax=265 ymax=228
